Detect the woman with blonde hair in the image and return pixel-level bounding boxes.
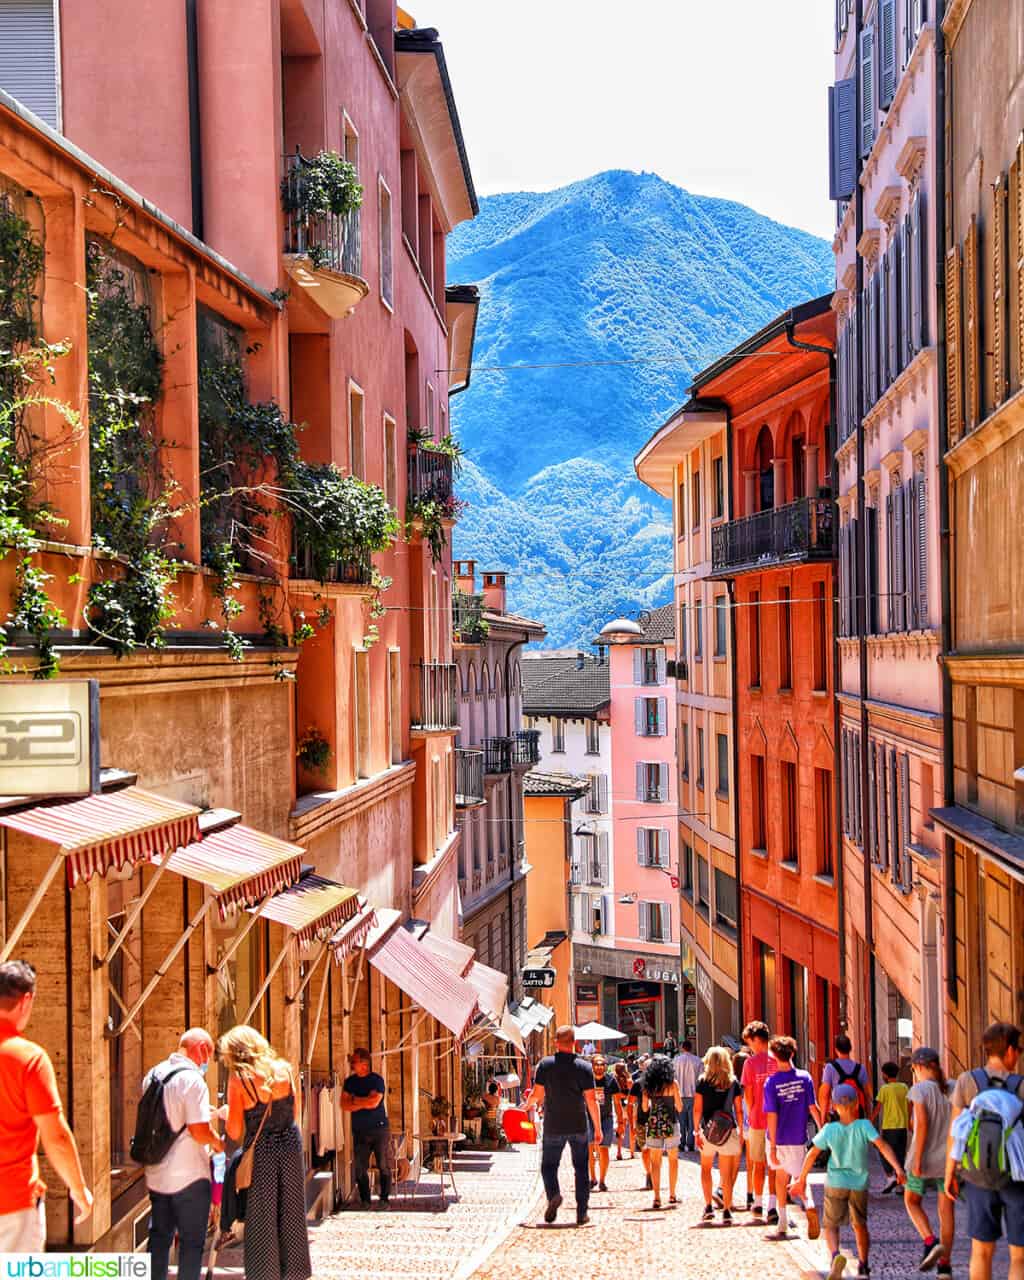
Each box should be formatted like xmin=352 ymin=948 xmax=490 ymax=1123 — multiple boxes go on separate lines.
xmin=218 ymin=1026 xmax=311 ymax=1280
xmin=692 ymin=1045 xmax=744 ymax=1225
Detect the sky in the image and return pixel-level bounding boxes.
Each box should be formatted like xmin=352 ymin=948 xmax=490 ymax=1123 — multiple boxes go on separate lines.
xmin=418 ymin=0 xmax=836 ymax=240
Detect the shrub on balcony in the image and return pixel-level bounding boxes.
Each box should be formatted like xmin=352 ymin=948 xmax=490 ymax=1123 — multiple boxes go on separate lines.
xmin=296 ymin=724 xmax=331 ymax=775
xmin=452 ymin=588 xmax=489 ymax=643
xmin=281 ymin=151 xmax=362 ymax=270
xmin=408 ymin=428 xmax=465 ymax=476
xmin=406 ymin=493 xmax=466 ymax=565
xmin=288 ymin=462 xmax=400 ymax=583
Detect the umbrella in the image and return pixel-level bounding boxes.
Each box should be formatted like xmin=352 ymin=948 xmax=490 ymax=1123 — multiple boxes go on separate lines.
xmin=574 ymin=1021 xmax=627 ymax=1042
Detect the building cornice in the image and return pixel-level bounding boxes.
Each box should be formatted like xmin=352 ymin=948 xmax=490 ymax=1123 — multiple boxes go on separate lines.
xmin=289 ymin=761 xmax=416 ymax=842
xmin=943 ymin=654 xmax=1024 ymax=687
xmin=942 ymin=0 xmax=975 ymax=47
xmin=944 ymin=385 xmax=1024 ymax=477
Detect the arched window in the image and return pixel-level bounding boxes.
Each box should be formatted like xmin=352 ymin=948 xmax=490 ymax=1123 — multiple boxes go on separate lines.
xmin=756 ymin=425 xmax=774 ymax=511
xmin=480 ymin=665 xmax=491 ymax=740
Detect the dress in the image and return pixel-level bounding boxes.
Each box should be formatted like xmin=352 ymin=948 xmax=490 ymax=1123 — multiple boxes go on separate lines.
xmin=241 ymin=1088 xmax=312 ymax=1280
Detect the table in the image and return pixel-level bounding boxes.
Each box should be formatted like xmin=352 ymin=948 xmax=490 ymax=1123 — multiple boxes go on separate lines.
xmin=415 ymin=1131 xmax=466 ymax=1206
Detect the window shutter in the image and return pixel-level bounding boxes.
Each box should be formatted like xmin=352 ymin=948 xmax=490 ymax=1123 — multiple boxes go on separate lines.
xmin=635 ymin=698 xmax=645 ymax=736
xmin=838 ymin=525 xmax=847 ymax=637
xmin=903 ymin=479 xmax=917 ymax=630
xmin=638 ymin=901 xmax=649 ymax=941
xmin=915 ymin=474 xmax=927 ymax=628
xmin=854 ymin=731 xmax=863 ymax=845
xmin=658 ymin=762 xmax=669 ymax=802
xmin=886 ymin=491 xmax=895 ymax=631
xmin=900 ymin=215 xmax=913 ymax=368
xmin=636 ymin=827 xmax=646 ymax=865
xmin=887 ymin=232 xmax=900 ymax=380
xmin=889 ymin=747 xmax=900 ymax=883
xmin=879 ymin=744 xmax=890 ymax=870
xmin=635 ymin=762 xmax=644 ymax=802
xmin=657 ymin=697 xmax=668 ymax=735
xmin=879 ymin=0 xmax=897 ymax=109
xmin=656 ymin=649 xmax=667 ymax=684
xmin=658 ymin=829 xmax=669 ymax=868
xmin=859 ymin=25 xmax=876 ymax=158
xmin=993 ymin=173 xmax=1009 ymax=406
xmin=828 ymin=78 xmax=858 ymax=201
xmin=946 ymin=244 xmax=964 ymax=444
xmin=893 ymin=482 xmax=906 ymax=631
xmin=599 ymin=833 xmax=609 ymax=885
xmin=599 ymin=773 xmax=608 ymax=813
xmin=964 ymin=215 xmax=981 ymax=429
xmin=899 ymin=752 xmax=911 ymax=884
xmin=911 ymin=191 xmax=927 ymax=350
xmin=0 ymin=0 xmax=59 ymax=128
xmin=866 ymin=506 xmax=879 ymax=635
xmin=1013 ymin=140 xmax=1024 ymax=392
xmin=633 ymin=650 xmax=643 ymax=685
xmin=863 ymin=274 xmax=874 ymax=407
xmin=570 ymin=851 xmax=581 ymax=887
xmin=663 ymin=901 xmax=673 ymax=943
xmin=879 ymin=250 xmax=890 ymax=391
xmin=868 ymin=742 xmax=878 ymax=862
xmin=837 ymin=321 xmax=848 ymax=445
xmin=602 ymin=894 xmax=612 ymax=936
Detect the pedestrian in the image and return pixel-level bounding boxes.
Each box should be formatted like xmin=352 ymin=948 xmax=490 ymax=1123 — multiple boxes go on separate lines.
xmin=629 ymin=1054 xmax=653 ymax=1187
xmin=945 ymin=1021 xmax=1024 ymax=1280
xmin=875 ymin=1059 xmax=909 ymax=1193
xmin=219 ymin=1025 xmax=312 ymax=1280
xmin=731 ymin=1043 xmax=753 ymax=1211
xmin=340 ymin=1047 xmax=390 ymax=1208
xmin=762 ymin=1035 xmax=821 ymax=1243
xmin=582 ymin=1039 xmax=597 ymax=1057
xmin=642 ymin=1055 xmax=682 ymax=1209
xmin=663 ymin=1030 xmax=678 ymax=1058
xmin=0 ymin=960 xmax=92 ymax=1252
xmin=140 ymin=1028 xmax=224 ymax=1280
xmin=740 ymin=1020 xmax=777 ymax=1221
xmin=903 ymin=1046 xmax=954 ymax=1278
xmin=531 ymin=1024 xmax=602 ymax=1226
xmin=693 ymin=1045 xmax=744 ymax=1224
xmin=587 ymin=1053 xmax=621 ymax=1191
xmin=791 ymin=1083 xmax=906 ymax=1280
xmin=819 ymin=1033 xmax=873 ymax=1121
xmin=673 ymin=1038 xmax=702 ymax=1153
xmin=612 ymin=1062 xmax=632 ymax=1159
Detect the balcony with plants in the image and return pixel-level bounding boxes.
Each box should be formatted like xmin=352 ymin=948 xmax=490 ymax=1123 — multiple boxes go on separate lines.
xmin=452 ymin=587 xmax=488 ymax=644
xmin=405 ymin=429 xmax=465 ymax=564
xmin=288 ymin=464 xmax=399 ymax=588
xmin=711 ymin=496 xmax=835 ymax=577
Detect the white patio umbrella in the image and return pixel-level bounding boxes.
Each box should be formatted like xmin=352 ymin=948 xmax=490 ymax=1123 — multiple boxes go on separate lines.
xmin=573 ymin=1020 xmax=627 ymax=1042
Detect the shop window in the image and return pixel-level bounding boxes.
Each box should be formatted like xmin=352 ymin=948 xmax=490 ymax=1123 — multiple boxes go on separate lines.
xmin=758 ymin=941 xmax=778 ymax=1027
xmin=787 ymin=958 xmax=809 ymax=1064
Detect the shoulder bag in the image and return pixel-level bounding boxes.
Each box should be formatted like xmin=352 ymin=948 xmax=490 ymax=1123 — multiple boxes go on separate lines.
xmin=235 ymin=1081 xmax=272 ymax=1193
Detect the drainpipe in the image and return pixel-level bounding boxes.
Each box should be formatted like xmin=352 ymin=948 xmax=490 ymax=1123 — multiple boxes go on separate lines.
xmin=722 ymin=405 xmax=746 ymax=1032
xmin=784 ymin=320 xmax=846 ymax=1049
xmin=184 ymin=0 xmax=204 ymax=240
xmin=933 ymin=0 xmax=957 ymax=1006
xmin=504 ymin=636 xmax=529 ymax=993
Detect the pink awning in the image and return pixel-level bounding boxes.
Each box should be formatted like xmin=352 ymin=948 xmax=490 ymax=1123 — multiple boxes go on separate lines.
xmin=329 ymin=896 xmax=378 ymax=960
xmin=255 ymin=874 xmax=360 ymax=945
xmin=0 ymin=787 xmax=201 ymax=887
xmin=420 ymin=931 xmax=474 ymax=977
xmin=465 ymin=960 xmax=509 ymax=1021
xmin=369 ymin=927 xmax=479 ymax=1040
xmin=158 ymin=824 xmax=304 ymax=916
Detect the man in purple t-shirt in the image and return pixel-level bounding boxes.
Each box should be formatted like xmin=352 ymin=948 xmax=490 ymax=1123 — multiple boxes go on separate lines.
xmin=764 ymin=1035 xmax=822 ymax=1242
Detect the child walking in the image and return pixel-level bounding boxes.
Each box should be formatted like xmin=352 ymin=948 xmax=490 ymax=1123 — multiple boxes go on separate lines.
xmin=875 ymin=1060 xmax=909 ymax=1193
xmin=903 ymin=1046 xmax=954 ymax=1276
xmin=791 ymin=1083 xmax=907 ymax=1279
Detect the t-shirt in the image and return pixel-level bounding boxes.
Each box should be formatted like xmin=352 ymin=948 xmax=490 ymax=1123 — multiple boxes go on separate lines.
xmin=673 ymin=1051 xmax=702 ymax=1097
xmin=823 ymin=1056 xmax=869 ymax=1096
xmin=877 ymin=1080 xmax=909 ymax=1130
xmin=907 ymin=1079 xmax=952 ymax=1180
xmin=143 ymin=1053 xmax=213 ymax=1195
xmin=741 ymin=1050 xmax=776 ymax=1129
xmin=764 ymin=1067 xmax=816 ymax=1147
xmin=951 ymin=1065 xmax=1024 ymax=1111
xmin=592 ymin=1072 xmax=620 ymax=1121
xmin=344 ymin=1070 xmax=388 ymax=1135
xmin=695 ymin=1075 xmax=741 ymax=1124
xmin=812 ymin=1118 xmax=879 ymax=1189
xmin=534 ymin=1052 xmax=594 ymax=1136
xmin=0 ymin=1027 xmax=63 ymax=1212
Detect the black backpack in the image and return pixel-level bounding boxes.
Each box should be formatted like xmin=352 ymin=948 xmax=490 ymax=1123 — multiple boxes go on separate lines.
xmin=130 ymin=1066 xmax=190 ymax=1165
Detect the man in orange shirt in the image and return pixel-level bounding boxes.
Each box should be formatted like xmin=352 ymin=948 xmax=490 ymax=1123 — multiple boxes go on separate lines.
xmin=0 ymin=960 xmax=92 ymax=1251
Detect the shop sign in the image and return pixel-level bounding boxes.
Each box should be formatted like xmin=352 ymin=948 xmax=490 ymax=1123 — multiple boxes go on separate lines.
xmin=522 ymin=966 xmax=556 ymax=988
xmin=0 ymin=680 xmax=100 ymax=797
xmin=575 ymin=982 xmax=599 ymax=1003
xmin=695 ymin=962 xmax=713 ymax=1009
xmin=632 ymin=957 xmax=646 ymax=977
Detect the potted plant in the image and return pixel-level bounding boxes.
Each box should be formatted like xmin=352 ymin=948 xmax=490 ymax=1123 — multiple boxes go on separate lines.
xmin=289 ymin=462 xmax=400 ymax=584
xmin=296 ymin=725 xmax=331 ymax=775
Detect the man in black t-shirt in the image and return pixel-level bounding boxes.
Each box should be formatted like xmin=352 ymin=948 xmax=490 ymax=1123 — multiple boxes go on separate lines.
xmin=341 ymin=1047 xmax=390 ymax=1208
xmin=587 ymin=1054 xmax=620 ymax=1191
xmin=530 ymin=1025 xmax=601 ymax=1225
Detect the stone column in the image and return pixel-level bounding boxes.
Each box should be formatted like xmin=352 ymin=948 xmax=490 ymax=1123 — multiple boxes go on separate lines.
xmin=805 ymin=444 xmax=820 ymax=498
xmin=743 ymin=470 xmax=757 ymax=516
xmin=772 ymin=458 xmax=788 ymax=506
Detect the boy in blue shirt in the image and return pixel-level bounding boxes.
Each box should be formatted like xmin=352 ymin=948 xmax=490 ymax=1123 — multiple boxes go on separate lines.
xmin=792 ymin=1083 xmax=906 ymax=1279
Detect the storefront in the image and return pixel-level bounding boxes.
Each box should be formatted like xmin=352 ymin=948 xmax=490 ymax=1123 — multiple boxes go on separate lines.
xmin=573 ymin=944 xmax=681 ymax=1052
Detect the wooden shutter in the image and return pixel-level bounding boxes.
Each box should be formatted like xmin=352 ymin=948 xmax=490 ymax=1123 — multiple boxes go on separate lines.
xmin=964 ymin=215 xmax=981 ymax=430
xmin=829 ymin=78 xmax=858 ymax=201
xmin=1012 ymin=140 xmax=1024 ymax=392
xmin=598 ymin=773 xmax=609 ymax=813
xmin=635 ymin=698 xmax=645 ymax=735
xmin=656 ymin=649 xmax=667 ymax=684
xmin=841 ymin=731 xmax=851 ymax=835
xmin=911 ymin=190 xmax=926 ymax=351
xmin=866 ymin=506 xmax=879 ymax=635
xmin=946 ymin=244 xmax=964 ymax=444
xmin=868 ymin=742 xmax=878 ymax=862
xmin=635 ymin=762 xmax=644 ymax=802
xmin=638 ymin=901 xmax=649 ymax=941
xmin=839 ymin=525 xmax=848 ymax=636
xmin=658 ymin=829 xmax=669 ymax=868
xmin=879 ymin=0 xmax=897 ymax=109
xmin=658 ymin=762 xmax=669 ymax=802
xmin=598 ymin=833 xmax=609 ymax=885
xmin=879 ymin=743 xmax=890 ymax=869
xmin=633 ymin=650 xmax=643 ymax=685
xmin=570 ymin=850 xmax=581 ymax=886
xmin=901 ymin=215 xmax=914 ymax=368
xmin=0 ymin=1 xmax=59 ymax=128
xmin=860 ymin=25 xmax=876 ymax=158
xmin=662 ymin=901 xmax=672 ymax=943
xmin=879 ymin=251 xmax=890 ymax=391
xmin=636 ymin=827 xmax=645 ymax=865
xmin=889 ymin=747 xmax=900 ymax=883
xmin=854 ymin=731 xmax=863 ymax=845
xmin=899 ymin=752 xmax=911 ymax=884
xmin=903 ymin=478 xmax=918 ymax=630
xmin=893 ymin=482 xmax=906 ymax=631
xmin=657 ymin=697 xmax=668 ymax=735
xmin=873 ymin=269 xmax=883 ymax=404
xmin=886 ymin=492 xmax=895 ymax=631
xmin=915 ymin=474 xmax=927 ymax=628
xmin=993 ymin=173 xmax=1009 ymax=407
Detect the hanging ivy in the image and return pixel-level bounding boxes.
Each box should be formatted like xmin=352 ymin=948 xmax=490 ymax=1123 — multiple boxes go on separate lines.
xmin=405 ymin=492 xmax=466 ymax=565
xmin=288 ymin=462 xmax=400 ymax=583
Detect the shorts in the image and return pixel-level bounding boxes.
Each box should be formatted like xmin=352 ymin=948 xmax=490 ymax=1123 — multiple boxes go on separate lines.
xmin=701 ymin=1128 xmax=743 ymax=1159
xmin=596 ymin=1114 xmax=615 ymax=1148
xmin=747 ymin=1127 xmax=767 ymax=1162
xmin=963 ymin=1180 xmax=1024 ymax=1247
xmin=634 ymin=1123 xmax=647 ymax=1146
xmin=823 ymin=1186 xmax=869 ymax=1229
xmin=769 ymin=1144 xmax=807 ymax=1179
xmin=646 ymin=1125 xmax=681 ymax=1152
xmin=905 ymin=1173 xmax=945 ymax=1196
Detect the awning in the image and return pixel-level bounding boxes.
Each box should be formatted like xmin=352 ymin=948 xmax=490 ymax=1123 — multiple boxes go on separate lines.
xmin=420 ymin=931 xmax=475 ymax=977
xmin=509 ymin=997 xmax=556 ymax=1038
xmin=369 ymin=926 xmax=479 ymax=1040
xmin=158 ymin=824 xmax=304 ymax=916
xmin=255 ymin=873 xmax=360 ymax=945
xmin=465 ymin=960 xmax=508 ymax=1021
xmin=329 ymin=895 xmax=379 ymax=960
xmin=0 ymin=786 xmax=201 ymax=887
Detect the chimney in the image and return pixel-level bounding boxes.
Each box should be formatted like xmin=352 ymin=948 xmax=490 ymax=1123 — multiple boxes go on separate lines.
xmin=481 ymin=571 xmax=507 ymax=614
xmin=454 ymin=559 xmax=476 ymax=595
xmin=576 ymin=652 xmax=585 ymax=670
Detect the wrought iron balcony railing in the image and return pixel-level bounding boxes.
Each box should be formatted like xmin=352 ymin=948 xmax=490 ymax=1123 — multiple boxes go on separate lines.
xmin=512 ymin=729 xmax=541 ymax=767
xmin=408 ymin=447 xmax=454 ymax=506
xmin=711 ymin=497 xmax=835 ymax=576
xmin=410 ymin=661 xmax=458 ymax=731
xmin=483 ymin=736 xmax=513 ymax=774
xmin=281 ymin=152 xmax=361 ymax=276
xmin=452 ymin=590 xmax=487 ymax=643
xmin=291 ymin=537 xmax=370 ymax=585
xmin=455 ymin=747 xmax=485 ymax=808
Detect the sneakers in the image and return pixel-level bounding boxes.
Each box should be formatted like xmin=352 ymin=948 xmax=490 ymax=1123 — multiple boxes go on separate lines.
xmin=882 ymin=1177 xmax=898 ymax=1195
xmin=936 ymin=1264 xmax=952 ymax=1280
xmin=712 ymin=1185 xmax=725 ymax=1206
xmin=765 ymin=1207 xmax=779 ymax=1225
xmin=721 ymin=1208 xmax=733 ymax=1226
xmin=702 ymin=1203 xmax=715 ymax=1222
xmin=827 ymin=1255 xmax=848 ymax=1280
xmin=857 ymin=1265 xmax=870 ymax=1278
xmin=805 ymin=1204 xmax=821 ymax=1240
xmin=919 ymin=1240 xmax=944 ymax=1272
xmin=576 ymin=1211 xmax=590 ymax=1227
xmin=544 ymin=1192 xmax=562 ymax=1224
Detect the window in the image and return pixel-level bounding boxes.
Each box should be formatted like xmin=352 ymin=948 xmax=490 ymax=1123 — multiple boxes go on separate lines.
xmin=348 ymin=382 xmax=365 ymax=478
xmin=749 ymin=589 xmax=761 ymax=686
xmin=713 ymin=456 xmax=724 ymax=518
xmin=552 ymin=720 xmax=565 ymax=753
xmin=815 ymin=767 xmax=834 ymax=877
xmin=635 ymin=696 xmax=666 ymax=737
xmin=342 ymin=113 xmax=361 ymax=269
xmin=716 ymin=732 xmax=729 ymax=798
xmin=779 ymin=586 xmax=792 ymax=688
xmin=640 ymin=647 xmax=661 ymax=685
xmin=585 ymin=719 xmax=600 ymax=755
xmin=680 ymin=720 xmax=689 ymax=779
xmin=425 ymin=380 xmax=435 ymax=436
xmin=679 ymin=604 xmax=688 ymax=662
xmin=714 ymin=868 xmax=738 ymax=930
xmin=354 ymin=647 xmax=371 ymax=779
xmin=781 ymin=760 xmax=798 ymax=865
xmin=681 ymin=843 xmax=694 ymax=898
xmin=787 ymin=959 xmax=809 ymax=1065
xmin=813 ymin=580 xmax=828 ymax=691
xmin=759 ymin=942 xmax=778 ymax=1027
xmin=677 ymin=480 xmax=686 ymax=538
xmin=636 ymin=828 xmax=669 ymax=868
xmin=0 ymin=0 xmax=59 ymax=128
xmin=583 ymin=833 xmax=609 ymax=885
xmin=694 ymin=601 xmax=703 ymax=660
xmin=388 ymin=648 xmax=402 ymax=765
xmin=383 ymin=414 xmax=398 ymax=508
xmin=378 ymin=177 xmax=393 ymax=308
xmin=751 ymin=754 xmax=767 ymax=849
xmin=636 ymin=761 xmax=668 ymax=803
xmin=714 ymin=596 xmax=727 ymax=658
xmin=696 ymin=728 xmax=705 ymax=791
xmin=586 ymin=774 xmax=608 ymax=815
xmin=696 ymin=856 xmax=710 ymax=918
xmin=639 ymin=900 xmax=672 ymax=943
xmin=692 ymin=471 xmax=701 ymax=527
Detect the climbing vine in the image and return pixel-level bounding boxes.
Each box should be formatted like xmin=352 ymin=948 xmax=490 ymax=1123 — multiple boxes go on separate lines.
xmin=405 ymin=492 xmax=466 ymax=564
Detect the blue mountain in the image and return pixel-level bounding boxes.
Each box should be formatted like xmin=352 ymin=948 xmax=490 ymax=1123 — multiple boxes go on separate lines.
xmin=447 ymin=170 xmax=833 ymax=646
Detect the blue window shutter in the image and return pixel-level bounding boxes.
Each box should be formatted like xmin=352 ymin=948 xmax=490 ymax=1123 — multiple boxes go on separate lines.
xmin=657 ymin=697 xmax=667 ymax=735
xmin=635 ymin=698 xmax=645 ymax=736
xmin=860 ymin=25 xmax=876 ymax=158
xmin=633 ymin=649 xmax=643 ymax=685
xmin=829 ymin=79 xmax=857 ymax=201
xmin=879 ymin=0 xmax=898 ymax=109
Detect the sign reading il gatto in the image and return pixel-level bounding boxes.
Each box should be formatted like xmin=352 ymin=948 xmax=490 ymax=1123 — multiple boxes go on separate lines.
xmin=0 ymin=680 xmax=100 ymax=797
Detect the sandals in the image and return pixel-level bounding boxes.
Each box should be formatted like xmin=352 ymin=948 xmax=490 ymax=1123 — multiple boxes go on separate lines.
xmin=669 ymin=1195 xmax=678 ymax=1205
xmin=652 ymin=1198 xmax=661 ymax=1210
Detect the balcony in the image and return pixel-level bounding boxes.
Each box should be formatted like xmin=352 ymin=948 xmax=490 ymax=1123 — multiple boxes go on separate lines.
xmin=455 ymin=748 xmax=485 ymax=808
xmin=408 ymin=447 xmax=454 ymax=507
xmin=453 ymin=590 xmax=488 ymax=644
xmin=483 ymin=736 xmax=513 ymax=774
xmin=512 ymin=729 xmax=541 ymax=768
xmin=410 ymin=661 xmax=458 ymax=731
xmin=281 ymin=152 xmax=367 ymax=322
xmin=291 ymin=537 xmax=370 ymax=586
xmin=711 ymin=497 xmax=835 ymax=577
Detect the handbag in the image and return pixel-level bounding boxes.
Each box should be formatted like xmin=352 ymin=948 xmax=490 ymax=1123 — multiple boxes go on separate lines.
xmin=235 ymin=1093 xmax=271 ymax=1193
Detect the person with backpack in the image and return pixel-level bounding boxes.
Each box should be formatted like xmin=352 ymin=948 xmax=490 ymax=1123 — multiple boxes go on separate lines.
xmin=693 ymin=1045 xmax=744 ymax=1225
xmin=819 ymin=1033 xmax=873 ymax=1122
xmin=139 ymin=1027 xmax=223 ymax=1280
xmin=641 ymin=1055 xmax=682 ymax=1209
xmin=904 ymin=1046 xmax=954 ymax=1278
xmin=946 ymin=1021 xmax=1024 ymax=1280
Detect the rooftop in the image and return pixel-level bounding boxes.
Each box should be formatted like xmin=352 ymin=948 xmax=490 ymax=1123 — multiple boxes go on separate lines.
xmin=521 ymin=652 xmax=610 ymax=717
xmin=523 ymin=771 xmax=591 ymax=799
xmin=592 ymin=602 xmax=675 ymax=646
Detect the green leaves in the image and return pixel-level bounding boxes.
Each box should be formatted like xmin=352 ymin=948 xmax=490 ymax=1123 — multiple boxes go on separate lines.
xmin=288 ymin=463 xmax=400 ymax=583
xmin=281 ymin=151 xmax=363 ymax=221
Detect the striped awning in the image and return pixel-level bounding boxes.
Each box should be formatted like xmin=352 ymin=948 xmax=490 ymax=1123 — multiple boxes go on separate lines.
xmin=420 ymin=931 xmax=474 ymax=977
xmin=158 ymin=824 xmax=304 ymax=916
xmin=369 ymin=926 xmax=479 ymax=1040
xmin=0 ymin=786 xmax=201 ymax=887
xmin=465 ymin=960 xmax=508 ymax=1021
xmin=509 ymin=997 xmax=556 ymax=1037
xmin=329 ymin=896 xmax=378 ymax=960
xmin=255 ymin=874 xmax=360 ymax=945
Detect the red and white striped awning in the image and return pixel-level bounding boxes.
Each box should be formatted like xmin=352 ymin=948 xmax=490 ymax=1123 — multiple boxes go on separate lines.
xmin=329 ymin=896 xmax=379 ymax=960
xmin=157 ymin=824 xmax=304 ymax=916
xmin=420 ymin=931 xmax=475 ymax=977
xmin=254 ymin=874 xmax=360 ymax=946
xmin=369 ymin=926 xmax=479 ymax=1040
xmin=0 ymin=787 xmax=201 ymax=887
